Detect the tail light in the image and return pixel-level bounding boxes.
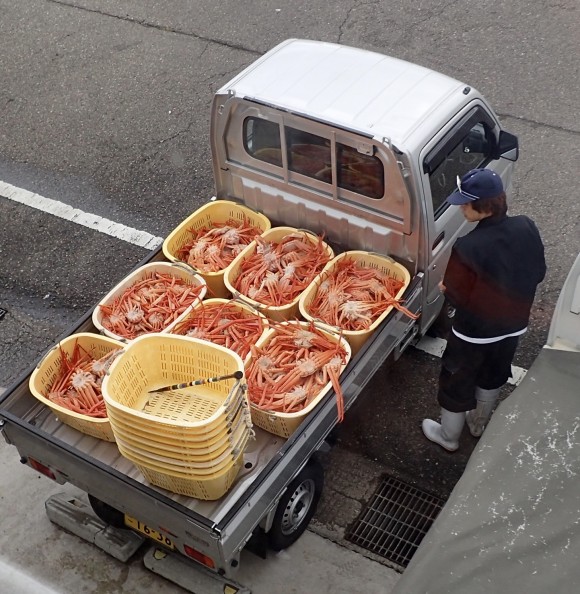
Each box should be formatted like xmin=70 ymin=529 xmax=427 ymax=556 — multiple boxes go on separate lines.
xmin=183 ymin=544 xmax=215 ymax=569
xmin=25 ymin=457 xmax=57 ymax=481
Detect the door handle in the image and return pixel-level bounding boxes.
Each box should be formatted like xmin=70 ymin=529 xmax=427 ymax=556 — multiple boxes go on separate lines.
xmin=432 ymin=231 xmax=445 ymax=249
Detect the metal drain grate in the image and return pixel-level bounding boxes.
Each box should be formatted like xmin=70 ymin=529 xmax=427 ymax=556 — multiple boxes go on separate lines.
xmin=345 ymin=475 xmax=444 ymax=569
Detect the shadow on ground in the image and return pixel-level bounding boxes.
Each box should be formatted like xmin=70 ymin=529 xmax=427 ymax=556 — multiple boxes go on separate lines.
xmin=333 ymin=348 xmax=472 ymax=500
xmin=310 ymin=344 xmax=517 ymax=566
xmin=334 ymin=345 xmax=514 ymax=500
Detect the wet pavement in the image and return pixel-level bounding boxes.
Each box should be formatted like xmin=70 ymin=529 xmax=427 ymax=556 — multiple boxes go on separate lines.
xmin=310 ymin=342 xmax=517 ymax=570
xmin=332 ymin=347 xmax=478 ymax=500
xmin=0 ymin=436 xmax=401 ymax=594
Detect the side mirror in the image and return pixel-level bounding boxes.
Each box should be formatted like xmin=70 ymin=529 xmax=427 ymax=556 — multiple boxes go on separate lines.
xmin=494 ymin=130 xmax=519 ymax=162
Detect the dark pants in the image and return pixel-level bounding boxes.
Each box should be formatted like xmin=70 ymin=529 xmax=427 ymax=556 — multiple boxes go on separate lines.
xmin=437 ymin=332 xmax=519 ymax=413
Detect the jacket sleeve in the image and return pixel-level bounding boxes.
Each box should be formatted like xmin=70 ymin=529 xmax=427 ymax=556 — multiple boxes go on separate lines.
xmin=443 ymin=245 xmax=476 ymax=309
xmin=530 ymin=218 xmax=547 ymax=284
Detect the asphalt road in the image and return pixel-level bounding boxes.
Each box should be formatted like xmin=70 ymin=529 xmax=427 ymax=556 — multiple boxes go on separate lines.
xmin=2 ymin=0 xmax=579 ymax=386
xmin=1 ymin=0 xmax=579 ymax=589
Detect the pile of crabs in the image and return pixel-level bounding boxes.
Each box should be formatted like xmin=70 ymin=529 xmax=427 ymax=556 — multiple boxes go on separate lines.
xmin=45 ymin=214 xmax=416 ymax=429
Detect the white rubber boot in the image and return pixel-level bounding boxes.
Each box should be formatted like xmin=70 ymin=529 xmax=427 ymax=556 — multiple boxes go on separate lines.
xmin=422 ymin=408 xmax=465 ymax=452
xmin=466 ymin=387 xmax=501 ymax=438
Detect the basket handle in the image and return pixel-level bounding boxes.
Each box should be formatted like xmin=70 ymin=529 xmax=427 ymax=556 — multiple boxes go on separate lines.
xmin=93 ymin=324 xmax=130 ymax=345
xmin=229 ymin=291 xmax=266 ymax=312
xmin=306 ymin=316 xmax=342 ymax=334
xmin=227 ymin=415 xmax=251 ymax=445
xmin=294 ymin=229 xmax=333 ymax=252
xmin=232 ymin=439 xmax=249 ymax=457
xmin=226 ymin=395 xmax=246 ymax=423
xmin=225 ymin=406 xmax=253 ymax=442
xmin=295 ymin=228 xmax=317 ymax=237
xmin=232 ymin=426 xmax=254 ymax=456
xmin=35 ymin=343 xmax=60 ymax=369
xmin=366 ymin=251 xmax=397 ymax=265
xmin=243 ymin=408 xmax=254 ymax=430
xmin=293 ymin=228 xmax=328 ymax=243
xmin=230 ymin=295 xmax=263 ymax=315
xmin=169 ymin=261 xmax=199 ymax=276
xmin=102 ymin=348 xmax=126 ymax=375
xmin=222 ymin=374 xmax=247 ymax=409
xmin=225 ymin=410 xmax=245 ymax=438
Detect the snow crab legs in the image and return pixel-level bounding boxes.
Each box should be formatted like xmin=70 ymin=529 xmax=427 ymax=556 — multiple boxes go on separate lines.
xmin=245 ymin=321 xmax=350 ymax=422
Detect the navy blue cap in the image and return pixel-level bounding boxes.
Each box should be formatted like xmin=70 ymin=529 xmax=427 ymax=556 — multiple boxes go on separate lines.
xmin=447 ymin=168 xmax=504 ymax=205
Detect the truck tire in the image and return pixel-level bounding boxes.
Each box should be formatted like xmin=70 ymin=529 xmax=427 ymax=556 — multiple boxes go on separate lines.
xmin=88 ymin=494 xmax=126 ymax=529
xmin=267 ymin=457 xmax=324 ymax=552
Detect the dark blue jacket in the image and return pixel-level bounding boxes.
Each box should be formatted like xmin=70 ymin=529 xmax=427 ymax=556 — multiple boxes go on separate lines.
xmin=444 ymin=214 xmax=546 ymax=339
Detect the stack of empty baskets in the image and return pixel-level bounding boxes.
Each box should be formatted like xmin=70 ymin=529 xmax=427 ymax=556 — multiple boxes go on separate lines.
xmin=101 ymin=334 xmax=253 ymax=500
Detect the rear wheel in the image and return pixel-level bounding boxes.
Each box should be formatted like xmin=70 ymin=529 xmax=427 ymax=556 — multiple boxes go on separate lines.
xmin=88 ymin=494 xmax=126 ymax=529
xmin=267 ymin=457 xmax=324 ymax=552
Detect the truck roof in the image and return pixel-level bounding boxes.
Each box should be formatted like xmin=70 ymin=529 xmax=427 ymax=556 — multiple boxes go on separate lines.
xmin=219 ymin=39 xmax=470 ymax=148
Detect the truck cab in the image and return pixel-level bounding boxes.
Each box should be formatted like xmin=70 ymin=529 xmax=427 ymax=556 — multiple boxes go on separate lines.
xmin=211 ymin=38 xmax=519 ymax=333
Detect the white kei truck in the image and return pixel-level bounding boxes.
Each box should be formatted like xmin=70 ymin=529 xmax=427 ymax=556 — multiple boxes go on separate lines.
xmin=0 ymin=39 xmax=520 ymax=593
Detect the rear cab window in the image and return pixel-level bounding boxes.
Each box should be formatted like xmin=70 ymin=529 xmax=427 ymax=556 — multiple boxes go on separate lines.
xmin=244 ymin=117 xmax=385 ymax=200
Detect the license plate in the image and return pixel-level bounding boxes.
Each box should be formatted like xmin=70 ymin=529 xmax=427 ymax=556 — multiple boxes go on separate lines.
xmin=125 ymin=515 xmax=175 ymax=550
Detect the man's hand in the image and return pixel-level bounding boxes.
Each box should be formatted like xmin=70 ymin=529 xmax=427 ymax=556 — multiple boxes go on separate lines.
xmin=439 ymin=281 xmax=446 ymax=293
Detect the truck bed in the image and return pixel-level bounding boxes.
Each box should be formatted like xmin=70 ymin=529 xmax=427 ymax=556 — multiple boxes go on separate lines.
xmin=0 ymin=251 xmax=423 ymax=570
xmin=2 ymin=367 xmax=282 ymax=525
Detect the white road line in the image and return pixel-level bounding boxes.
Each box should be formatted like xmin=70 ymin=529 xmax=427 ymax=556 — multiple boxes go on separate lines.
xmin=0 ymin=180 xmax=163 ymax=250
xmin=414 ymin=336 xmax=527 ymax=386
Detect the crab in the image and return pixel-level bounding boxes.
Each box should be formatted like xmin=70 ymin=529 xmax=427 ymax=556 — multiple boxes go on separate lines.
xmin=293 ymin=329 xmax=316 ymax=348
xmin=186 ymin=327 xmax=209 ymax=340
xmin=147 ymin=311 xmax=166 ymax=330
xmin=338 ymin=300 xmax=373 ymax=327
xmin=297 ymin=356 xmax=319 ymax=377
xmin=125 ymin=305 xmax=145 ymax=324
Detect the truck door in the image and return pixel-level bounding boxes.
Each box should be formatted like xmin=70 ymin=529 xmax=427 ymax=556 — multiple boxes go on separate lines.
xmin=420 ymin=105 xmax=505 ymax=318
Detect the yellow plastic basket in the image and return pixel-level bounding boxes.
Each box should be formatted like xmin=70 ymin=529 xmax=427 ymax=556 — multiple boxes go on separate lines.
xmin=162 ymin=200 xmax=272 ymax=298
xmin=28 ymin=333 xmax=124 ymax=442
xmin=223 ymin=227 xmax=335 ymax=322
xmin=298 ymin=251 xmax=411 ymax=355
xmin=111 ymin=408 xmax=252 ymax=462
xmin=169 ymin=297 xmax=270 ymax=363
xmin=245 ymin=321 xmax=351 ymax=438
xmin=92 ymin=262 xmax=207 ymax=342
xmin=104 ymin=379 xmax=246 ymax=439
xmin=115 ymin=423 xmax=251 ymax=474
xmin=102 ymin=334 xmax=249 ymax=439
xmin=133 ymin=451 xmax=244 ymax=500
xmin=104 ymin=395 xmax=248 ymax=447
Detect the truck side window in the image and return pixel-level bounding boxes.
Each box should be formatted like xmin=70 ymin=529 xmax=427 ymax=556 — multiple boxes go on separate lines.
xmin=285 ymin=127 xmax=331 ymax=178
xmin=427 ymin=121 xmax=494 ymax=215
xmin=244 ymin=118 xmax=282 ymax=167
xmin=337 ymin=144 xmax=384 ymax=199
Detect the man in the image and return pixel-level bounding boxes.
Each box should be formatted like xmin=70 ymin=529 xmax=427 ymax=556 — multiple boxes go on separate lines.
xmin=422 ymin=168 xmax=546 ymax=451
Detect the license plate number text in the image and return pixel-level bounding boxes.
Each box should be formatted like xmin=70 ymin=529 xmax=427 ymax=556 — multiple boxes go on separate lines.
xmin=125 ymin=515 xmax=175 ymax=550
